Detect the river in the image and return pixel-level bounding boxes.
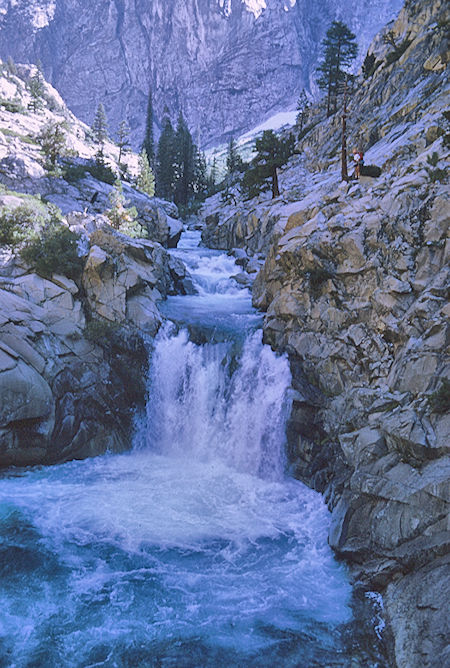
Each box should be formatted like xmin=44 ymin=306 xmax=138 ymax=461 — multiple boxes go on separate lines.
xmin=0 ymin=230 xmax=387 ymax=667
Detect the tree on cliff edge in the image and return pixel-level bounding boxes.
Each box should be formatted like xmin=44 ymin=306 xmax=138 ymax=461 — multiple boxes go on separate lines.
xmin=316 ymin=21 xmax=357 ymax=117
xmin=242 ymin=130 xmax=294 ymax=199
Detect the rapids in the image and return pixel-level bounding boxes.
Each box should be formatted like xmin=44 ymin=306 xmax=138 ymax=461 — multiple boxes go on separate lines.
xmin=0 ymin=230 xmax=387 ymax=666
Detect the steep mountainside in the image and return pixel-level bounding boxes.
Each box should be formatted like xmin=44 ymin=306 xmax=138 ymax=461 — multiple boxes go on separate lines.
xmin=0 ymin=63 xmax=190 ymax=467
xmin=0 ymin=0 xmax=403 ymax=147
xmin=200 ymin=0 xmax=449 ymax=665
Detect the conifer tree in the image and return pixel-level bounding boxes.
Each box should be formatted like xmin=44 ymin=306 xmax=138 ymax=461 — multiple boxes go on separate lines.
xmin=38 ymin=121 xmax=67 ymax=168
xmin=105 ymin=179 xmax=142 ymax=237
xmin=137 ymin=149 xmax=155 ymax=197
xmin=242 ymin=130 xmax=294 ymax=199
xmin=193 ymin=149 xmax=208 ymax=199
xmin=156 ymin=110 xmax=176 ymax=200
xmin=226 ymin=137 xmax=244 ymax=178
xmin=296 ymin=90 xmax=310 ymax=130
xmin=117 ymin=119 xmax=130 ymax=163
xmin=92 ymin=103 xmax=108 ymax=146
xmin=142 ymin=87 xmax=155 ymax=167
xmin=207 ymin=158 xmax=218 ymax=195
xmin=316 ymin=21 xmax=357 ymax=116
xmin=28 ymin=67 xmax=45 ymax=112
xmin=173 ymin=111 xmax=195 ymax=207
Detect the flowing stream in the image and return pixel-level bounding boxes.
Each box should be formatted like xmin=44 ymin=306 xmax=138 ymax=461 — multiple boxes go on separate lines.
xmin=0 ymin=230 xmax=386 ymax=667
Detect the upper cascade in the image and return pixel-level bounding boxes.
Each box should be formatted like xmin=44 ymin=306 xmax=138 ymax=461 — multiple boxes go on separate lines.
xmin=0 ymin=0 xmax=403 ymax=148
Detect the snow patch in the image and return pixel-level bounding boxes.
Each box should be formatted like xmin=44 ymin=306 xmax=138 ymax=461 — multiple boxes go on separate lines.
xmin=240 ymin=110 xmax=297 ymax=141
xmin=242 ymin=0 xmax=267 ymax=19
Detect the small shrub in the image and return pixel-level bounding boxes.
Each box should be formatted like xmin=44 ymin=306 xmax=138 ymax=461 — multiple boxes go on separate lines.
xmin=0 ymin=97 xmax=25 ymax=113
xmin=385 ymin=39 xmax=412 ymax=66
xmin=297 ymin=122 xmax=317 ymax=143
xmin=425 ymin=151 xmax=447 ymax=183
xmin=0 ymin=204 xmax=40 ymax=246
xmin=429 ymin=379 xmax=450 ymax=414
xmin=63 ymin=163 xmax=88 ymax=183
xmin=362 ymin=53 xmax=380 ymax=79
xmin=89 ymin=160 xmax=116 ymax=185
xmin=84 ymin=318 xmax=120 ymax=345
xmin=21 ymin=223 xmax=84 ymax=280
xmin=105 ymin=180 xmax=146 ymax=238
xmin=62 ymin=160 xmax=116 ymax=185
xmin=308 ymin=267 xmax=335 ymax=295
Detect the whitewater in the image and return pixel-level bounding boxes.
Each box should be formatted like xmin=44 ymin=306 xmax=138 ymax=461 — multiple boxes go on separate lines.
xmin=0 ymin=230 xmax=386 ymax=666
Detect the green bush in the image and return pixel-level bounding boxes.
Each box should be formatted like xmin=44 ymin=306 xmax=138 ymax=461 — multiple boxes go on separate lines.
xmin=84 ymin=318 xmax=120 ymax=345
xmin=0 ymin=204 xmax=39 ymax=246
xmin=362 ymin=53 xmax=380 ymax=79
xmin=62 ymin=160 xmax=116 ymax=185
xmin=21 ymin=223 xmax=84 ymax=280
xmin=308 ymin=267 xmax=335 ymax=291
xmin=0 ymin=97 xmax=25 ymax=113
xmin=425 ymin=151 xmax=447 ymax=183
xmin=429 ymin=379 xmax=450 ymax=414
xmin=89 ymin=160 xmax=116 ymax=185
xmin=385 ymin=39 xmax=412 ymax=66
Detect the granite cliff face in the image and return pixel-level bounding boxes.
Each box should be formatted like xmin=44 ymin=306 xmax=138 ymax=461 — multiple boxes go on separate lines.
xmin=0 ymin=0 xmax=403 ymax=147
xmin=0 ymin=64 xmax=191 ymax=467
xmin=200 ymin=0 xmax=449 ymax=665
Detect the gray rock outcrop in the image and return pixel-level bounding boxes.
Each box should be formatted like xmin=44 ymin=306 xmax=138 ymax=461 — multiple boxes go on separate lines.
xmin=0 ymin=212 xmax=189 ymax=468
xmin=198 ymin=1 xmax=450 ymax=665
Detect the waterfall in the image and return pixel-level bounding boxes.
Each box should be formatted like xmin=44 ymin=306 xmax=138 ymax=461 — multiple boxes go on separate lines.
xmin=0 ymin=230 xmax=388 ymax=667
xmin=139 ymin=325 xmax=292 ymax=480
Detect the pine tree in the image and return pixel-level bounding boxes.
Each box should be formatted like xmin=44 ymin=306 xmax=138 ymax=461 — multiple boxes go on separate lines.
xmin=117 ymin=119 xmax=130 ymax=163
xmin=296 ymin=90 xmax=310 ymax=130
xmin=142 ymin=87 xmax=155 ymax=167
xmin=226 ymin=137 xmax=244 ymax=178
xmin=28 ymin=67 xmax=45 ymax=112
xmin=207 ymin=158 xmax=218 ymax=195
xmin=38 ymin=121 xmax=67 ymax=168
xmin=242 ymin=130 xmax=294 ymax=199
xmin=316 ymin=21 xmax=357 ymax=117
xmin=193 ymin=149 xmax=208 ymax=199
xmin=173 ymin=111 xmax=195 ymax=208
xmin=156 ymin=111 xmax=176 ymax=200
xmin=105 ymin=179 xmax=141 ymax=236
xmin=91 ymin=103 xmax=108 ymax=146
xmin=137 ymin=149 xmax=155 ymax=197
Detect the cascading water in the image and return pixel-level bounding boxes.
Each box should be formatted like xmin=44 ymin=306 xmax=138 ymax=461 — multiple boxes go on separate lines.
xmin=0 ymin=230 xmax=387 ymax=666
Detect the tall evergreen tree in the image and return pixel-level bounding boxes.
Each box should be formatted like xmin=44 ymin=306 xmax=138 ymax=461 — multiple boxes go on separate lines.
xmin=242 ymin=130 xmax=294 ymax=199
xmin=193 ymin=149 xmax=208 ymax=199
xmin=92 ymin=103 xmax=108 ymax=146
xmin=316 ymin=21 xmax=357 ymax=116
xmin=226 ymin=137 xmax=244 ymax=178
xmin=142 ymin=87 xmax=155 ymax=167
xmin=173 ymin=111 xmax=195 ymax=208
xmin=207 ymin=158 xmax=218 ymax=195
xmin=296 ymin=90 xmax=310 ymax=130
xmin=117 ymin=119 xmax=130 ymax=163
xmin=137 ymin=149 xmax=155 ymax=197
xmin=28 ymin=66 xmax=45 ymax=112
xmin=156 ymin=111 xmax=176 ymax=200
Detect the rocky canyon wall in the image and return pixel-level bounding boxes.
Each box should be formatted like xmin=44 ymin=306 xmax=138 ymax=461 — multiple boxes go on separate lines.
xmin=0 ymin=0 xmax=403 ymax=147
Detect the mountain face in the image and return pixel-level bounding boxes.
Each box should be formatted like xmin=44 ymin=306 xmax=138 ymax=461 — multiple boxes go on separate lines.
xmin=0 ymin=0 xmax=403 ymax=147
